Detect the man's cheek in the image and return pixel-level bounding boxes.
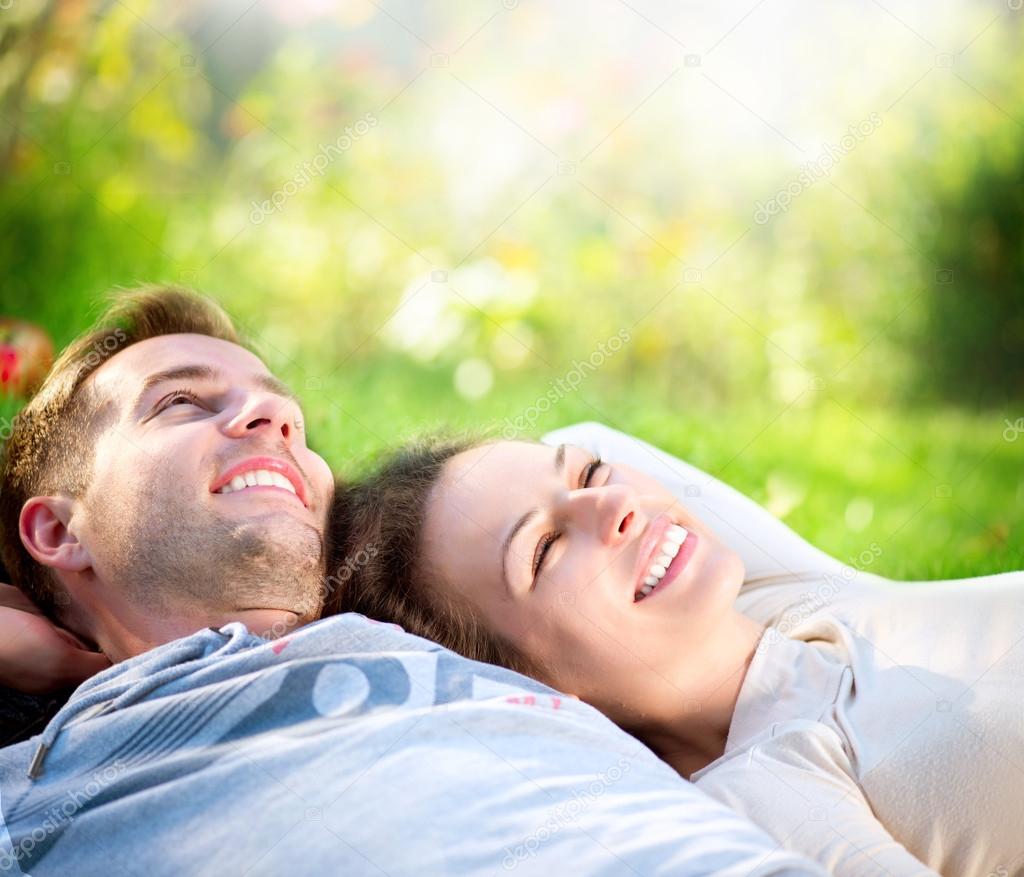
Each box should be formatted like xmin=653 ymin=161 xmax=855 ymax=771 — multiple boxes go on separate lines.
xmin=310 ymin=454 xmax=335 ymax=501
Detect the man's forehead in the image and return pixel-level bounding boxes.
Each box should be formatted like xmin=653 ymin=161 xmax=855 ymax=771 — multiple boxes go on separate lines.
xmin=89 ymin=333 xmax=273 ymax=394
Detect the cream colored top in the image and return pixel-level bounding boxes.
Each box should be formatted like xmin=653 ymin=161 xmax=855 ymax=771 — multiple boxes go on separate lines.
xmin=692 ymin=573 xmax=1024 ymax=877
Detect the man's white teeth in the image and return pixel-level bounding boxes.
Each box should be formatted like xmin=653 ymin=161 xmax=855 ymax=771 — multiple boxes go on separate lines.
xmin=634 ymin=525 xmax=689 ymax=601
xmin=216 ymin=469 xmax=297 ymax=497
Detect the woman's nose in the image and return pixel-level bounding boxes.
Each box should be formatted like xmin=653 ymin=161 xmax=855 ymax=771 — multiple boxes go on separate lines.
xmin=561 ymin=484 xmax=638 ymax=545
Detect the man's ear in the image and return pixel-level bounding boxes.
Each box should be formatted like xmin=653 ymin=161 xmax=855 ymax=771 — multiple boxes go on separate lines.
xmin=19 ymin=496 xmax=93 ymax=573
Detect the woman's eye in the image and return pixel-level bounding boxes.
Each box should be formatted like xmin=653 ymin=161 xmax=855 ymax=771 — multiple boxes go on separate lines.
xmin=530 ymin=457 xmax=604 ymax=582
xmin=532 ymin=532 xmax=559 ymax=579
xmin=580 ymin=456 xmax=604 ymax=488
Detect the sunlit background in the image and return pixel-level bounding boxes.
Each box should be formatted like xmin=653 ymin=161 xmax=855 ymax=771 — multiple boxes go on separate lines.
xmin=1 ymin=0 xmax=1021 ymax=579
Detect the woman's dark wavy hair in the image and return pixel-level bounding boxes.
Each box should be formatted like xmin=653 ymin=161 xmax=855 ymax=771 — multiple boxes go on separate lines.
xmin=326 ymin=435 xmax=541 ymax=678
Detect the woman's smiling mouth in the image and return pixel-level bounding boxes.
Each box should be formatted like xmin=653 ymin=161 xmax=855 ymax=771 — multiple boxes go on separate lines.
xmin=634 ymin=521 xmax=698 ymax=602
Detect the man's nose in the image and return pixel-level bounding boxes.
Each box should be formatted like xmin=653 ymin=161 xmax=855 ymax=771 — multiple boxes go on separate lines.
xmin=560 ymin=484 xmax=638 ymax=545
xmin=223 ymin=392 xmax=298 ymax=444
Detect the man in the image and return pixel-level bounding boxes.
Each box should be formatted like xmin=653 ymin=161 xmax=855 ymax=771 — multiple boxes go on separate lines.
xmin=0 ymin=286 xmax=821 ymax=875
xmin=1 ymin=287 xmax=332 ymax=663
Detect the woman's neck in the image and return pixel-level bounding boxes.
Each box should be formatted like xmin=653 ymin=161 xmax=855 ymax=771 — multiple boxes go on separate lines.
xmin=631 ymin=612 xmax=765 ymax=779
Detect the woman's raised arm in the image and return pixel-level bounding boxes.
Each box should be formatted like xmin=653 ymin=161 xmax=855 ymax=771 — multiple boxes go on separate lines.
xmin=0 ymin=583 xmax=111 ymax=694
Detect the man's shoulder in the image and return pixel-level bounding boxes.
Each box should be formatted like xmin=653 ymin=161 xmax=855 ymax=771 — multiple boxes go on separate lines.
xmin=64 ymin=612 xmax=557 ymax=714
xmin=0 ymin=612 xmax=825 ymax=877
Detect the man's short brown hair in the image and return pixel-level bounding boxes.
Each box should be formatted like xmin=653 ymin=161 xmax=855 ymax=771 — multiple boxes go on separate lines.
xmin=0 ymin=285 xmax=240 ymax=619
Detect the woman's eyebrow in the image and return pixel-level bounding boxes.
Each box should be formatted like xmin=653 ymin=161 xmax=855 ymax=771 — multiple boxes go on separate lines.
xmin=502 ymin=508 xmax=539 ymax=596
xmin=500 ymin=445 xmax=566 ymax=594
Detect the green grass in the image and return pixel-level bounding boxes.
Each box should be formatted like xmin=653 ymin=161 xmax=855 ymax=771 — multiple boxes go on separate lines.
xmin=3 ymin=353 xmax=1019 ymax=584
xmin=255 ymin=355 xmax=1021 ymax=583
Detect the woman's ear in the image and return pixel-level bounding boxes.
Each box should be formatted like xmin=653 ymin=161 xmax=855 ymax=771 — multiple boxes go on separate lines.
xmin=19 ymin=496 xmax=93 ymax=573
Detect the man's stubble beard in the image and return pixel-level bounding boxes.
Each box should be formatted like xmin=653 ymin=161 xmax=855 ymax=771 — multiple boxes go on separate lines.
xmin=91 ymin=482 xmax=327 ymax=621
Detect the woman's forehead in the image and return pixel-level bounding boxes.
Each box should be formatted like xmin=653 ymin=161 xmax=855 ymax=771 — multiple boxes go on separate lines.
xmin=445 ymin=441 xmax=555 ymax=486
xmin=429 ymin=443 xmax=551 ymax=545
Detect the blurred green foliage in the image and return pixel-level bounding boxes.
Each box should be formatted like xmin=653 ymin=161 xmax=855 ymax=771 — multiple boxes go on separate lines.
xmin=0 ymin=1 xmax=1020 ymax=579
xmin=914 ymin=119 xmax=1024 ymax=404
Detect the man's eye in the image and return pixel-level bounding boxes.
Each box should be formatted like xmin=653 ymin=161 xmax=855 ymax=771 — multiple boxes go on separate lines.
xmin=579 ymin=456 xmax=604 ymax=488
xmin=158 ymin=389 xmax=203 ymax=411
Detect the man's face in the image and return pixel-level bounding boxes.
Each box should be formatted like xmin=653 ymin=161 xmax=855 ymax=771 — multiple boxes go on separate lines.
xmin=77 ymin=333 xmax=334 ymax=623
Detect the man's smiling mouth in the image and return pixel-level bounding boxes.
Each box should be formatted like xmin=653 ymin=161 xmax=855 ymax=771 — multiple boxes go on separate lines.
xmin=210 ymin=456 xmax=308 ymax=507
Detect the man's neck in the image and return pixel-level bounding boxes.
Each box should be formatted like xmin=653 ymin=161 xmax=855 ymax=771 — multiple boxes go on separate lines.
xmin=79 ymin=592 xmax=309 ymax=663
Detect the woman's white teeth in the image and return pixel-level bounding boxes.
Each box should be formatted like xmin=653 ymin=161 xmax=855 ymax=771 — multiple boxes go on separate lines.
xmin=634 ymin=525 xmax=689 ymax=601
xmin=216 ymin=469 xmax=297 ymax=496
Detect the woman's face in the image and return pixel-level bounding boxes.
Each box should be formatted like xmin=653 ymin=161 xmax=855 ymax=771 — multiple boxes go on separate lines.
xmin=421 ymin=441 xmax=747 ymax=721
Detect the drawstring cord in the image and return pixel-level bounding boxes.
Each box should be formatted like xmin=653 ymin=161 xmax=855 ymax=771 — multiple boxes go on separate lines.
xmin=26 ymin=624 xmax=249 ymax=781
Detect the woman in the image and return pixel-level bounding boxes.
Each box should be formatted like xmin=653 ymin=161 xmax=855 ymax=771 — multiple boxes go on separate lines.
xmin=330 ymin=433 xmax=1024 ymax=877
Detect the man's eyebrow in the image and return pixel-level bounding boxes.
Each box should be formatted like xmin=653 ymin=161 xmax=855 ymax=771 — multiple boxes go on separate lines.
xmin=253 ymin=372 xmax=298 ymax=403
xmin=135 ymin=365 xmax=299 ymax=413
xmin=502 ymin=507 xmax=539 ymax=597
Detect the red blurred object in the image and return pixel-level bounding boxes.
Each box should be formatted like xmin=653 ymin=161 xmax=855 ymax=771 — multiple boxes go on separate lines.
xmin=0 ymin=318 xmax=54 ymax=397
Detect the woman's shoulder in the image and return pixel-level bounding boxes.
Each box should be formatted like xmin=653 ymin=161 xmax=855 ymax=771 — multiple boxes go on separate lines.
xmin=709 ymin=623 xmax=857 ymax=771
xmin=693 ymin=718 xmax=862 ymax=816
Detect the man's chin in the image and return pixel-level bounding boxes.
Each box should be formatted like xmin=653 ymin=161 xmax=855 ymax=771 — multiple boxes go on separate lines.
xmin=221 ymin=507 xmax=325 ymax=548
xmin=221 ymin=499 xmax=325 ymax=536
xmin=217 ymin=607 xmax=310 ymax=639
